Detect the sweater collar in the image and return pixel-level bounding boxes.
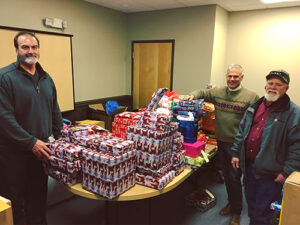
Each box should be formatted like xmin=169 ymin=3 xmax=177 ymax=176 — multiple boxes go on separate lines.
xmin=15 ymin=60 xmax=46 ymax=78
xmin=228 ymin=84 xmax=242 ymax=92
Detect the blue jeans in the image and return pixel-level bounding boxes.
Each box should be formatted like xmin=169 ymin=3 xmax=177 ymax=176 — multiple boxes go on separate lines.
xmin=244 ymin=162 xmax=282 ymax=225
xmin=217 ymin=140 xmax=242 ymax=215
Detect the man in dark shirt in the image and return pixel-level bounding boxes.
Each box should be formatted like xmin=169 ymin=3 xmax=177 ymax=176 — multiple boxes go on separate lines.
xmin=0 ymin=31 xmax=63 ymax=225
xmin=231 ymin=70 xmax=300 ymax=225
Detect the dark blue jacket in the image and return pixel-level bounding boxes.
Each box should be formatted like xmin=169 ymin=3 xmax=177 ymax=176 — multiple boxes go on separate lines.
xmin=0 ymin=61 xmax=62 ymax=153
xmin=232 ymin=95 xmax=300 ymax=179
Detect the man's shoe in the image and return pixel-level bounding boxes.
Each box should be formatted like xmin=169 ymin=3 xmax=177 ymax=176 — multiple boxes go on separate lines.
xmin=219 ymin=203 xmax=231 ymax=216
xmin=229 ymin=215 xmax=240 ymax=225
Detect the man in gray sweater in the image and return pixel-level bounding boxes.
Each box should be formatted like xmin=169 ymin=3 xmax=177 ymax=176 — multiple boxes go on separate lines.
xmin=186 ymin=64 xmax=259 ymax=225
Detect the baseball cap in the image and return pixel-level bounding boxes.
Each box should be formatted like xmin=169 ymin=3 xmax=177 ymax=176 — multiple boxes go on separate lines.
xmin=266 ymin=70 xmax=290 ymax=84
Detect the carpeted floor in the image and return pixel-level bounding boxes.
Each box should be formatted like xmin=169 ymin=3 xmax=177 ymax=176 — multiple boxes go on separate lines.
xmin=47 ymin=167 xmax=251 ymax=225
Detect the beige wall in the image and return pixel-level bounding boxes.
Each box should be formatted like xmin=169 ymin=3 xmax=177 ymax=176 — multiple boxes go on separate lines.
xmin=127 ymin=5 xmax=217 ymax=95
xmin=226 ymin=7 xmax=300 ymax=104
xmin=0 ymin=0 xmax=127 ymax=102
xmin=3 ymin=1 xmax=299 ymax=105
xmin=210 ymin=5 xmax=228 ymax=86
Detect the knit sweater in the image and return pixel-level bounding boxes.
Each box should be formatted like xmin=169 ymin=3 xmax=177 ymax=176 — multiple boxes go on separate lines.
xmin=190 ymin=86 xmax=259 ymax=143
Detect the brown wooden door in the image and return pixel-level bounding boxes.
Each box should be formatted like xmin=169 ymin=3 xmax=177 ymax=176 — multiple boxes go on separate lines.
xmin=132 ymin=41 xmax=174 ymax=109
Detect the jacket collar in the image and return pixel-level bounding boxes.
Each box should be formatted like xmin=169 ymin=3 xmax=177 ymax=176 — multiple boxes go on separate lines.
xmin=14 ymin=60 xmax=47 ymax=78
xmin=253 ymin=94 xmax=290 ymax=112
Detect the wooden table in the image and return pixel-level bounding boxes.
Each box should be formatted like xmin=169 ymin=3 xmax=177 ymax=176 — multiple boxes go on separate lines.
xmin=69 ymin=167 xmax=193 ymax=201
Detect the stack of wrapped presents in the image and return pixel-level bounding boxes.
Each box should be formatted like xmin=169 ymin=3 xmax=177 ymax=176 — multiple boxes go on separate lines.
xmin=171 ymin=131 xmax=185 ymax=175
xmin=126 ymin=88 xmax=185 ymax=190
xmin=168 ymin=99 xmax=211 ymax=167
xmin=172 ymin=99 xmax=205 ymax=119
xmin=44 ymin=88 xmax=192 ymax=198
xmin=43 ymin=126 xmax=94 ymax=185
xmin=43 ymin=139 xmax=85 ymax=185
xmin=112 ymin=111 xmax=142 ymax=139
xmin=44 ymin=125 xmax=137 ymax=199
xmin=173 ymin=99 xmax=205 ymax=144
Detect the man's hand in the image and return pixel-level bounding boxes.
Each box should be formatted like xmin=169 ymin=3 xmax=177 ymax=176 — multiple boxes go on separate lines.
xmin=183 ymin=95 xmax=194 ymax=101
xmin=231 ymin=157 xmax=240 ymax=169
xmin=274 ymin=173 xmax=286 ymax=184
xmin=32 ymin=139 xmax=52 ymax=160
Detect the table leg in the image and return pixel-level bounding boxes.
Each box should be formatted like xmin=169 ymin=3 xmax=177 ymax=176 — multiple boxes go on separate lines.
xmin=105 ymin=201 xmax=119 ymax=225
xmin=148 ymin=198 xmax=152 ymax=225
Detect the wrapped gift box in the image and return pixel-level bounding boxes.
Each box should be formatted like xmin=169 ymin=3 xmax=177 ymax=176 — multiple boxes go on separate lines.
xmin=127 ymin=126 xmax=171 ymax=140
xmin=140 ymin=111 xmax=172 ymax=132
xmin=171 ymin=150 xmax=185 ymax=165
xmin=73 ymin=134 xmax=133 ymax=156
xmin=43 ymin=161 xmax=82 ymax=186
xmin=44 ymin=140 xmax=84 ymax=185
xmin=127 ymin=131 xmax=173 ymax=155
xmin=81 ymin=148 xmax=137 ymax=199
xmin=112 ymin=122 xmax=128 ymax=139
xmin=49 ymin=156 xmax=81 ymax=174
xmin=202 ymin=102 xmax=215 ymax=132
xmin=172 ymin=99 xmax=205 ymax=118
xmin=172 ymin=132 xmax=184 ymax=151
xmin=62 ymin=125 xmax=110 ymax=140
xmin=114 ymin=117 xmax=139 ymax=126
xmin=183 ymin=141 xmax=206 ymax=158
xmin=49 ymin=140 xmax=85 ymax=162
xmin=112 ymin=112 xmax=142 ymax=139
xmin=82 ymin=170 xmax=135 ymax=199
xmin=73 ymin=134 xmax=111 ymax=149
xmin=172 ymin=161 xmax=185 ymax=176
xmin=171 ymin=133 xmax=185 ymax=175
xmin=185 ymin=155 xmax=205 ymax=167
xmin=136 ymin=150 xmax=172 ymax=171
xmin=136 ymin=164 xmax=171 ymax=178
xmin=82 ymin=148 xmax=137 ymax=181
xmin=136 ymin=170 xmax=175 ymax=190
xmin=61 ymin=126 xmax=91 ymax=138
xmin=115 ymin=111 xmax=142 ymax=120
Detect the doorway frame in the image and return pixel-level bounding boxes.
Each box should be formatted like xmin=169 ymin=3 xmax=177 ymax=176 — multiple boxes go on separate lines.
xmin=131 ymin=40 xmax=175 ymax=97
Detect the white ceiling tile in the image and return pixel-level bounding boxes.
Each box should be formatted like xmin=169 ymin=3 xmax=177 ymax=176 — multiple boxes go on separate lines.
xmin=265 ymin=1 xmax=300 ymax=8
xmin=83 ymin=0 xmax=300 ymax=13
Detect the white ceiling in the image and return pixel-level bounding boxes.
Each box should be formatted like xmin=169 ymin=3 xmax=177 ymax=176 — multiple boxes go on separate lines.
xmin=84 ymin=0 xmax=300 ymax=13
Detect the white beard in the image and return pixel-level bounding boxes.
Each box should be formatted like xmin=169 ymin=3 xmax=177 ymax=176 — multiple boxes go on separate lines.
xmin=25 ymin=57 xmax=38 ymax=64
xmin=18 ymin=54 xmax=39 ymax=65
xmin=265 ymin=89 xmax=280 ymax=102
xmin=25 ymin=55 xmax=39 ymax=64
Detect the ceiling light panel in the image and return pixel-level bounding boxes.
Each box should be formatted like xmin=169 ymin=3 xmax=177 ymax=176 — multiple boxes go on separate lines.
xmin=261 ymin=0 xmax=300 ymax=3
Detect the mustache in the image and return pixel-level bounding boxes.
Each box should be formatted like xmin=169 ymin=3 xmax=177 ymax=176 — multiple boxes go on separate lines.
xmin=25 ymin=53 xmax=38 ymax=57
xmin=266 ymin=89 xmax=279 ymax=95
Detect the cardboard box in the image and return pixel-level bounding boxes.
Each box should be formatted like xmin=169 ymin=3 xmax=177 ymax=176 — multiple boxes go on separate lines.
xmin=89 ymin=106 xmax=127 ymax=131
xmin=280 ymin=172 xmax=300 ymax=225
xmin=76 ymin=120 xmax=105 ymax=129
xmin=0 ymin=196 xmax=13 ymax=225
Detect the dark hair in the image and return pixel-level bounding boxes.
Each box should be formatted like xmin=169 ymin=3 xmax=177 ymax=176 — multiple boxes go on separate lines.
xmin=14 ymin=31 xmax=40 ymax=49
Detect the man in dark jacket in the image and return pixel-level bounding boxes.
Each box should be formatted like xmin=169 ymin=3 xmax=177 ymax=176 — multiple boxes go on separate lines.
xmin=231 ymin=70 xmax=300 ymax=225
xmin=0 ymin=31 xmax=63 ymax=225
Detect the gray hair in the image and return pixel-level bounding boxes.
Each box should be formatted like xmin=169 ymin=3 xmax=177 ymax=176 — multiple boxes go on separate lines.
xmin=227 ymin=64 xmax=244 ymax=76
